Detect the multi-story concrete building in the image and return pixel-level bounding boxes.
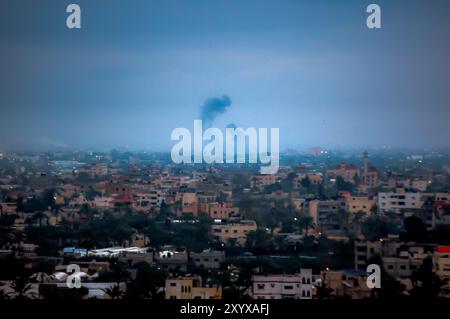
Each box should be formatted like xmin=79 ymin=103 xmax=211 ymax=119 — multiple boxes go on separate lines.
xmin=251 ymin=175 xmax=277 ymax=190
xmin=327 ymin=163 xmax=359 ymax=183
xmin=433 ymin=246 xmax=450 ymax=281
xmin=378 ymin=188 xmax=421 ymax=213
xmin=344 ymin=196 xmax=377 ymax=214
xmin=165 ymin=276 xmax=221 ymax=299
xmin=320 ymin=269 xmax=372 ymax=299
xmin=252 ymin=269 xmax=312 ymax=299
xmin=354 ymin=239 xmax=403 ymax=270
xmin=208 ymin=203 xmax=240 ymax=220
xmin=155 ymin=247 xmax=189 ymax=271
xmin=190 ymin=249 xmax=225 ymax=269
xmin=133 ymin=189 xmax=163 ymax=212
xmin=210 ymin=220 xmax=257 ymax=245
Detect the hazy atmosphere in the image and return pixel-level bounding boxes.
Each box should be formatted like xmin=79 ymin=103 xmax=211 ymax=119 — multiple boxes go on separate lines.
xmin=1 ymin=0 xmax=450 ymax=151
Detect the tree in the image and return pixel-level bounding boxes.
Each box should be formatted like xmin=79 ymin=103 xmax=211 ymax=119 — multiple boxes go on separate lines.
xmin=336 ymin=209 xmax=350 ymax=230
xmin=102 ymin=284 xmax=125 ymax=299
xmin=402 ymin=216 xmax=428 ymax=243
xmin=411 ymin=257 xmax=450 ymax=298
xmin=362 ymin=216 xmax=389 ymax=240
xmin=367 ymin=255 xmax=406 ymax=299
xmin=335 ymin=176 xmax=353 ymax=192
xmin=315 ymin=280 xmax=333 ymax=299
xmin=132 ymin=262 xmax=167 ymax=299
xmin=298 ymin=216 xmax=314 ymax=236
xmin=8 ymin=277 xmax=37 ymax=300
xmin=246 ymin=230 xmax=272 ymax=254
xmin=300 ymin=177 xmax=311 ymax=189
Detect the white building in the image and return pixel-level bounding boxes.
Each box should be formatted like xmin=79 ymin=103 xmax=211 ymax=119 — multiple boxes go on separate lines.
xmin=252 ymin=269 xmax=312 ymax=299
xmin=378 ymin=188 xmax=421 ymax=213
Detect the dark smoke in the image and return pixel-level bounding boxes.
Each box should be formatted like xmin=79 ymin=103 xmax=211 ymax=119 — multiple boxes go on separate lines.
xmin=200 ymin=95 xmax=232 ymax=127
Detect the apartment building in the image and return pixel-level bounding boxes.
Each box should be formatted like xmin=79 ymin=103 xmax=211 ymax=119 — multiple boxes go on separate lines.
xmin=382 ymin=254 xmax=424 ymax=279
xmin=327 ymin=163 xmax=359 ymax=183
xmin=252 ymin=269 xmax=312 ymax=299
xmin=165 ymin=276 xmax=221 ymax=299
xmin=354 ymin=239 xmax=403 ymax=270
xmin=378 ymin=188 xmax=421 ymax=213
xmin=320 ymin=269 xmax=372 ymax=299
xmin=210 ymin=220 xmax=257 ymax=245
xmin=133 ymin=189 xmax=163 ymax=212
xmin=433 ymin=246 xmax=450 ymax=280
xmin=155 ymin=248 xmax=189 ymax=271
xmin=432 ymin=201 xmax=450 ymax=228
xmin=251 ymin=175 xmax=277 ymax=190
xmin=208 ymin=203 xmax=240 ymax=220
xmin=305 ymin=199 xmax=346 ymax=227
xmin=344 ymin=196 xmax=377 ymax=214
xmin=191 ymin=249 xmax=225 ymax=269
xmin=177 ymin=189 xmax=198 ymax=216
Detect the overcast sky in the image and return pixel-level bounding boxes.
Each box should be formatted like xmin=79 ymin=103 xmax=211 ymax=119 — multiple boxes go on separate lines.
xmin=1 ymin=0 xmax=449 ymax=151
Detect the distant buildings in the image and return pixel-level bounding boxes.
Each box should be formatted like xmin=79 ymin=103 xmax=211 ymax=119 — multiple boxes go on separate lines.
xmin=252 ymin=269 xmax=313 ymax=299
xmin=319 ymin=269 xmax=372 ymax=299
xmin=433 ymin=246 xmax=450 ymax=281
xmin=327 ymin=163 xmax=359 ymax=183
xmin=378 ymin=188 xmax=421 ymax=213
xmin=210 ymin=220 xmax=257 ymax=245
xmin=191 ymin=249 xmax=225 ymax=269
xmin=165 ymin=276 xmax=221 ymax=299
xmin=208 ymin=203 xmax=240 ymax=220
xmin=251 ymin=175 xmax=277 ymax=190
xmin=344 ymin=195 xmax=377 ymax=215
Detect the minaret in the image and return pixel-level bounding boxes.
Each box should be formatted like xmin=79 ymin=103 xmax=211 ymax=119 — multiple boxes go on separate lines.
xmin=362 ymin=150 xmax=369 ymax=185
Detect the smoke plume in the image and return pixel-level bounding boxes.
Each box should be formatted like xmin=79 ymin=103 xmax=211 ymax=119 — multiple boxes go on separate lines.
xmin=200 ymin=95 xmax=232 ymax=127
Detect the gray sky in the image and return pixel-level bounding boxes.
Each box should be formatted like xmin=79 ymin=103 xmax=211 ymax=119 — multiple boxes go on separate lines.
xmin=1 ymin=0 xmax=449 ymax=151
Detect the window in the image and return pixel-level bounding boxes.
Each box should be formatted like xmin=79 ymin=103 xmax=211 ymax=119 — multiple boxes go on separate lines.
xmin=169 ymin=296 xmax=177 ymax=299
xmin=257 ymin=284 xmax=265 ymax=289
xmin=170 ymin=282 xmax=176 ymax=287
xmin=284 ymin=285 xmax=294 ymax=290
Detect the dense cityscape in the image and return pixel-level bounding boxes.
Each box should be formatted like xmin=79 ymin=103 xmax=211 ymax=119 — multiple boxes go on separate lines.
xmin=0 ymin=148 xmax=449 ymax=300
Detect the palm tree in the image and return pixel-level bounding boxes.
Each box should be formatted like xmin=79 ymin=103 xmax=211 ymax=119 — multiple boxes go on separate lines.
xmin=8 ymin=278 xmax=37 ymax=300
xmin=29 ymin=272 xmax=54 ymax=284
xmin=411 ymin=257 xmax=450 ymax=298
xmin=102 ymin=284 xmax=125 ymax=299
xmin=315 ymin=280 xmax=333 ymax=299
